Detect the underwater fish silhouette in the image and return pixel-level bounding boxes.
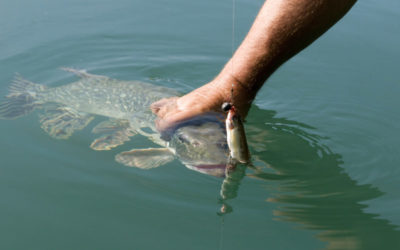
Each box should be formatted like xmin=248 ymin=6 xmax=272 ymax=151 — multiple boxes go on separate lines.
xmin=0 ymin=68 xmax=230 ymax=177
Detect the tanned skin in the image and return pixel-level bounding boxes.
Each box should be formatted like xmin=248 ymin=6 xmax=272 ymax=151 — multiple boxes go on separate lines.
xmin=151 ymin=0 xmax=357 ymax=131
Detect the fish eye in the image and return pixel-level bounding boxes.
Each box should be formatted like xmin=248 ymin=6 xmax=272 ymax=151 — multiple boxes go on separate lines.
xmin=177 ymin=134 xmax=188 ymax=143
xmin=221 ymin=102 xmax=232 ymax=112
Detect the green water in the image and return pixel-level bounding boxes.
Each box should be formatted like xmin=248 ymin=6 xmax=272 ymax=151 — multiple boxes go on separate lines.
xmin=1 ymin=0 xmax=399 ymax=249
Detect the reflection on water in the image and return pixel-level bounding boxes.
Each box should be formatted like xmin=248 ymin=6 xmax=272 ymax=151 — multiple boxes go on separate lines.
xmin=219 ymin=105 xmax=400 ymax=249
xmin=218 ymin=163 xmax=247 ymax=215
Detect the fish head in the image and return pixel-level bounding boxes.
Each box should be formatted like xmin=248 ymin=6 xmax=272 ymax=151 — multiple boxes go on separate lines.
xmin=169 ymin=120 xmax=230 ymax=177
xmin=226 ymin=105 xmax=241 ymax=130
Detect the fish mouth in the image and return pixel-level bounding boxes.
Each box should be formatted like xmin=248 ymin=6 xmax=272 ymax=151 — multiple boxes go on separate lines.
xmin=226 ymin=106 xmax=238 ymax=130
xmin=185 ymin=163 xmax=228 ymax=178
xmin=227 ymin=105 xmax=236 ymax=119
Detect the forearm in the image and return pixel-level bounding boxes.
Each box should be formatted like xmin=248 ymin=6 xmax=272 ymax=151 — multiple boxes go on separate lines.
xmin=215 ymin=0 xmax=357 ymax=102
xmin=151 ymin=0 xmax=358 ymax=129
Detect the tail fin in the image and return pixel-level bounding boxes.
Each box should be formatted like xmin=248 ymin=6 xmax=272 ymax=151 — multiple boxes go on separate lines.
xmin=0 ymin=75 xmax=46 ymax=119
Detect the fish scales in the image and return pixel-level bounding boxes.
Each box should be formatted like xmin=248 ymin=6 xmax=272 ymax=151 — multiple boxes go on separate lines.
xmin=41 ymin=77 xmax=178 ymax=120
xmin=0 ymin=69 xmax=232 ymax=177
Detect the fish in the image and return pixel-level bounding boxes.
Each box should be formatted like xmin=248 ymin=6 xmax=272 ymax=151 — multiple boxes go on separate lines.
xmin=225 ymin=104 xmax=250 ymax=164
xmin=0 ymin=68 xmax=230 ymax=177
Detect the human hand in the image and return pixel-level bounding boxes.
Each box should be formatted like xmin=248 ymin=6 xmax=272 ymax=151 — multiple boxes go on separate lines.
xmin=151 ymin=81 xmax=227 ymax=133
xmin=151 ymin=76 xmax=254 ymax=134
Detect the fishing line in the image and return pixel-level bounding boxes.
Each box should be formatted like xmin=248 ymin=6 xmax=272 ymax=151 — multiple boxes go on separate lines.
xmin=219 ymin=1 xmax=236 ymax=249
xmin=232 ymin=0 xmax=235 ymax=62
xmin=230 ymin=0 xmax=236 ymax=104
xmin=218 ymin=216 xmax=225 ymax=250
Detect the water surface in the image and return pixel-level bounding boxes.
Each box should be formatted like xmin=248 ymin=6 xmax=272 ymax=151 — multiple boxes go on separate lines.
xmin=1 ymin=0 xmax=399 ymax=249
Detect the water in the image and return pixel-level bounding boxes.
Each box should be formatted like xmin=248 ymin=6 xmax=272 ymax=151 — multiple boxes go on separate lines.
xmin=1 ymin=0 xmax=399 ymax=249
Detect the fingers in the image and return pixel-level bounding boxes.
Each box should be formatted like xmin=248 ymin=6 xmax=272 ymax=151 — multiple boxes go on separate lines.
xmin=150 ymin=88 xmax=227 ymax=134
xmin=150 ymin=97 xmax=178 ymax=117
xmin=150 ymin=98 xmax=168 ymax=114
xmin=154 ymin=110 xmax=189 ymax=132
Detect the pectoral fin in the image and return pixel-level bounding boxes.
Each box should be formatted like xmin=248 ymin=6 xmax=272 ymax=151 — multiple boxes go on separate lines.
xmin=40 ymin=105 xmax=94 ymax=139
xmin=90 ymin=119 xmax=136 ymax=150
xmin=115 ymin=148 xmax=174 ymax=169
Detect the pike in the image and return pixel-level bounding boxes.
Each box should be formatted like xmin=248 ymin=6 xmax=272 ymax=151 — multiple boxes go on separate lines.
xmin=0 ymin=68 xmax=231 ymax=177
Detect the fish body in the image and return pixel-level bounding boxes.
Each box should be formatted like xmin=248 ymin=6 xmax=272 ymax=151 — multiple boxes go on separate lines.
xmin=0 ymin=68 xmax=229 ymax=177
xmin=39 ymin=70 xmax=178 ymax=130
xmin=225 ymin=105 xmax=250 ymax=163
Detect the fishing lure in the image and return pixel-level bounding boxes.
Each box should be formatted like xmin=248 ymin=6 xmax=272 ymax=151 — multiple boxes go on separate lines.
xmin=222 ymin=102 xmax=250 ymax=163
